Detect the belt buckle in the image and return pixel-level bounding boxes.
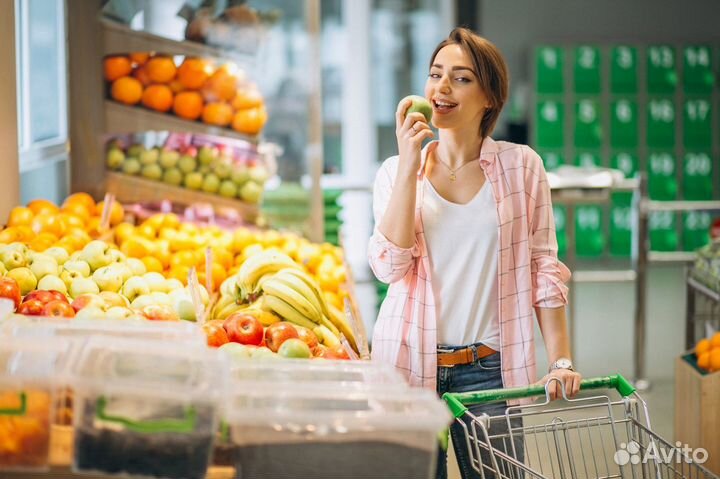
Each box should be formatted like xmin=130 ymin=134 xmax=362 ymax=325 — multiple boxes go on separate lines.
xmin=470 ymin=344 xmax=479 ymax=363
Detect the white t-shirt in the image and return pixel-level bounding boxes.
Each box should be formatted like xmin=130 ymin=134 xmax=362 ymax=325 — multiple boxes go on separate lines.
xmin=421 ymin=178 xmax=500 ymax=349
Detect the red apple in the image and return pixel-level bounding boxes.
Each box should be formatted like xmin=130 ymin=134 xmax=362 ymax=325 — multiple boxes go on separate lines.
xmin=223 ymin=312 xmax=264 ymax=345
xmin=140 ymin=304 xmax=179 ymax=321
xmin=22 ymin=290 xmax=55 ymax=305
xmin=43 ymin=300 xmax=75 ymax=318
xmin=202 ymin=320 xmax=229 ymax=348
xmin=0 ymin=277 xmax=21 ymax=310
xmin=70 ymin=294 xmax=105 ymax=313
xmin=312 ymin=344 xmax=340 ymax=360
xmin=296 ymin=327 xmax=319 ymax=351
xmin=264 ymin=322 xmax=299 ymax=353
xmin=331 ymin=345 xmax=351 ymax=360
xmin=46 ymin=290 xmax=69 ymax=303
xmin=17 ymin=299 xmax=45 ymax=316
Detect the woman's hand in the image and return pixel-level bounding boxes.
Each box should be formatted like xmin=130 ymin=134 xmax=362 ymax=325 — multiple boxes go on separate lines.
xmin=395 ymin=98 xmax=434 ymax=177
xmin=537 ymin=369 xmax=582 ymax=400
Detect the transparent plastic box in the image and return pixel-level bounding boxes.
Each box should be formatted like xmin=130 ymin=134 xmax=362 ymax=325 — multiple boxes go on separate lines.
xmin=0 ymin=337 xmax=74 ymax=472
xmin=223 ymin=386 xmax=451 ymax=479
xmin=67 ymin=337 xmax=226 ymax=479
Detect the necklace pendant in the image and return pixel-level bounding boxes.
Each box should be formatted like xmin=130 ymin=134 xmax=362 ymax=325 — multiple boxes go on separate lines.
xmin=449 ymin=173 xmax=456 ymax=181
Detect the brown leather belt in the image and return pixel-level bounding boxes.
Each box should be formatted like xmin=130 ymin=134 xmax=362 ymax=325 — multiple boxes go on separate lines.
xmin=437 ymin=344 xmax=497 ymax=367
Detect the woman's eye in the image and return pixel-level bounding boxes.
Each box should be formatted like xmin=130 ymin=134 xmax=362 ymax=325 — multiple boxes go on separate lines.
xmin=429 ymin=73 xmax=441 ymax=79
xmin=456 ymin=77 xmax=471 ymax=83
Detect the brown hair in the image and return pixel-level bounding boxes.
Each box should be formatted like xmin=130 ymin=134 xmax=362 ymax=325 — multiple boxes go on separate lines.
xmin=429 ymin=28 xmax=509 ymax=137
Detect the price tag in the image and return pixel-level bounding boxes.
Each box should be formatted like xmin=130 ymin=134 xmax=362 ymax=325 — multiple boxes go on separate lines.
xmin=99 ymin=193 xmax=115 ymax=232
xmin=647 ymin=99 xmax=675 ymax=148
xmin=647 ymin=45 xmax=677 ymax=93
xmin=683 ymin=98 xmax=712 ymax=148
xmin=187 ymin=267 xmax=206 ymax=325
xmin=536 ymin=46 xmax=564 ymax=94
xmin=611 ymin=46 xmax=637 ymax=93
xmin=683 ymin=46 xmax=714 ymax=94
xmin=574 ymin=46 xmax=601 ymax=94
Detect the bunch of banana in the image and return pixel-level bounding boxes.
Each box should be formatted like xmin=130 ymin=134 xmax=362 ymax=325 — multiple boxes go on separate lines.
xmin=236 ymin=250 xmax=301 ymax=301
xmin=210 ymin=296 xmax=281 ymax=326
xmin=259 ymin=268 xmax=358 ymax=352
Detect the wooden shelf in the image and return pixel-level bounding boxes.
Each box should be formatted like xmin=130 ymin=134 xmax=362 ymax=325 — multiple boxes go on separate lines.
xmin=105 ymin=172 xmax=259 ymax=223
xmin=102 ymin=19 xmax=256 ymax=64
xmin=105 ymin=101 xmax=259 ymax=144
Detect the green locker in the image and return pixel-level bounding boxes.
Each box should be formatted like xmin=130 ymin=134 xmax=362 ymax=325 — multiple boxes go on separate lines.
xmin=610 ymin=45 xmax=637 ymax=94
xmin=536 ymin=100 xmax=565 ymax=148
xmin=574 ymin=46 xmax=602 ymax=94
xmin=610 ymin=192 xmax=633 ymax=257
xmin=683 ymin=98 xmax=712 ymax=148
xmin=647 ymin=98 xmax=676 ymax=148
xmin=538 ymin=150 xmax=564 ymax=171
xmin=611 ymin=151 xmax=639 ymax=178
xmin=647 ymin=151 xmax=677 ymax=200
xmin=610 ymin=98 xmax=638 ymax=148
xmin=575 ymin=205 xmax=605 ymax=257
xmin=683 ymin=151 xmax=714 ymax=200
xmin=574 ymin=151 xmax=602 ymax=168
xmin=647 ymin=45 xmax=678 ymax=94
xmin=536 ymin=46 xmax=564 ymax=94
xmin=553 ymin=205 xmax=567 ymax=258
xmin=649 ymin=211 xmax=678 ymax=252
xmin=683 ymin=211 xmax=712 ymax=251
xmin=574 ymin=99 xmax=603 ymax=148
xmin=683 ymin=45 xmax=714 ymax=94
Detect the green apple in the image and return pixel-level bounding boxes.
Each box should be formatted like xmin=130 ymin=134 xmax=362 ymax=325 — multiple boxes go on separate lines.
xmin=178 ymin=155 xmax=197 ymax=174
xmin=186 ymin=284 xmax=210 ymax=305
xmin=74 ymin=306 xmax=106 ymax=321
xmin=130 ymin=293 xmax=155 ymax=310
xmin=159 ymin=149 xmax=180 ymax=169
xmin=248 ymin=165 xmax=269 ymax=184
xmin=69 ymin=277 xmax=100 ymax=299
xmin=122 ymin=158 xmax=141 ymax=175
xmin=402 ymin=94 xmax=433 ymax=123
xmin=105 ymin=306 xmax=134 ymax=320
xmin=0 ymin=243 xmax=29 ymax=269
xmin=162 ymin=167 xmax=183 ymax=186
xmin=92 ymin=265 xmax=124 ymax=293
xmin=142 ymin=272 xmax=166 ymax=292
xmin=127 ymin=144 xmax=144 ymax=158
xmin=139 ymin=148 xmax=160 ymax=165
xmin=125 ymin=258 xmax=147 ymax=276
xmin=71 ymin=294 xmax=106 ymax=312
xmin=7 ymin=267 xmax=37 ymax=296
xmin=213 ymin=160 xmax=233 ymax=180
xmin=106 ymin=148 xmax=125 ymax=170
xmin=141 ymin=164 xmax=163 ymax=181
xmin=249 ymin=346 xmax=279 ymax=360
xmin=218 ymin=180 xmax=238 ymax=198
xmin=0 ymin=263 xmax=7 ymax=276
xmin=149 ymin=291 xmax=172 ymax=306
xmin=198 ymin=145 xmax=218 ymax=165
xmin=277 ymin=338 xmax=312 ymax=359
xmin=239 ymin=181 xmax=263 ymax=204
xmin=231 ymin=165 xmax=250 ymax=185
xmin=121 ymin=276 xmax=150 ymax=302
xmin=28 ymin=254 xmax=59 ymax=281
xmin=79 ymin=241 xmax=113 ymax=272
xmin=107 ymin=249 xmax=126 ymax=264
xmin=164 ymin=278 xmax=184 ymax=292
xmin=37 ymin=274 xmax=67 ymax=295
xmin=113 ymin=263 xmax=133 ymax=283
xmin=184 ymin=172 xmax=203 ymax=190
xmin=218 ymin=342 xmax=251 ymax=361
xmin=43 ymin=247 xmax=69 ymax=265
xmin=198 ymin=165 xmax=211 ymax=175
xmin=202 ymin=173 xmax=220 ymax=194
xmin=99 ymin=291 xmax=129 ymax=308
xmin=60 ymin=269 xmax=83 ymax=290
xmin=171 ymin=294 xmax=196 ymax=321
xmin=63 ymin=260 xmax=91 ymax=277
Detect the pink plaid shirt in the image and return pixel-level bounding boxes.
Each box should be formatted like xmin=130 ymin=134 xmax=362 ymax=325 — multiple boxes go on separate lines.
xmin=368 ymin=138 xmax=571 ymax=404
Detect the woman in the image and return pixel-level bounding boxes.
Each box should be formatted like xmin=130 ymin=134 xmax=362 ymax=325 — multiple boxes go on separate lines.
xmin=368 ymin=28 xmax=582 ymax=479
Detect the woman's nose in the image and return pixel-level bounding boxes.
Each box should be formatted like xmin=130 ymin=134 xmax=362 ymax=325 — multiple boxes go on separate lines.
xmin=438 ymin=74 xmax=451 ymax=93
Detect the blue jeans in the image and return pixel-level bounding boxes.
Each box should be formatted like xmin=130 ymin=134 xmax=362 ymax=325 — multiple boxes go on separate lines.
xmin=436 ymin=344 xmax=524 ymax=479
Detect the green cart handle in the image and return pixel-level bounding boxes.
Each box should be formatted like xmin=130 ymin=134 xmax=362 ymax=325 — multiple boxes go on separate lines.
xmin=0 ymin=391 xmax=27 ymax=416
xmin=96 ymin=397 xmax=197 ymax=434
xmin=443 ymin=374 xmax=636 ymax=419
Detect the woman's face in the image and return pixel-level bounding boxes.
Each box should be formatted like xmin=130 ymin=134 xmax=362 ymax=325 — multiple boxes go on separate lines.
xmin=425 ymin=44 xmax=490 ymax=131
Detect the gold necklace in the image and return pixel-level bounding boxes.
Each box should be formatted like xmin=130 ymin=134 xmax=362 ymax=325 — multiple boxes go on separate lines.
xmin=432 ymin=152 xmax=476 ymax=181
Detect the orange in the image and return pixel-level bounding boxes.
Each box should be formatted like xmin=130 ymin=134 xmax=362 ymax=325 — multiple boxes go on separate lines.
xmin=177 ymin=58 xmax=212 ymax=90
xmin=711 ymin=332 xmax=720 ymax=349
xmin=27 ymin=199 xmax=59 ymax=215
xmin=133 ymin=66 xmax=152 ymax=87
xmin=0 ymin=227 xmax=22 ymax=243
xmin=95 ymin=201 xmax=125 ymax=226
xmin=161 ymin=213 xmax=181 ymax=230
xmin=114 ymin=222 xmax=135 ymax=245
xmin=111 ymin=77 xmax=143 ymax=105
xmin=173 ymin=91 xmax=204 ymax=121
xmin=129 ymin=52 xmax=150 ymax=66
xmin=61 ymin=202 xmax=91 ymax=223
xmin=198 ymin=262 xmax=226 ymax=292
xmin=141 ymin=256 xmax=164 ymax=273
xmin=696 ymin=338 xmax=712 ymax=356
xmin=145 ymin=56 xmax=177 ymax=84
xmin=135 ymin=223 xmax=156 ymax=240
xmin=167 ymin=265 xmax=191 ymax=285
xmin=30 ymin=232 xmax=59 ymax=252
xmin=104 ymin=56 xmax=133 ymax=82
xmin=170 ymin=250 xmax=197 ymax=269
xmin=63 ymin=227 xmax=91 ymax=243
xmin=141 ymin=84 xmax=174 ymax=112
xmin=7 ymin=206 xmax=34 ymax=227
xmin=710 ymin=349 xmax=720 ymax=372
xmin=63 ymin=192 xmax=96 ymax=212
xmin=232 ymin=88 xmax=263 ymax=110
xmin=202 ymin=102 xmax=233 ymax=127
xmin=168 ymin=80 xmax=185 ymax=94
xmin=58 ymin=213 xmax=85 ymax=229
xmin=30 ymin=213 xmax=66 ymax=237
xmin=120 ymin=237 xmax=154 ymax=258
xmin=202 ymin=69 xmax=237 ymax=102
xmin=231 ymin=106 xmax=267 ymax=135
xmin=697 ymin=351 xmax=711 ymax=370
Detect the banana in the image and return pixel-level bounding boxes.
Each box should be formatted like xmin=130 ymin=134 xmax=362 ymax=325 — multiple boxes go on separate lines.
xmin=317 ymin=314 xmax=340 ymax=338
xmin=317 ymin=324 xmax=341 ymax=349
xmin=236 ymin=251 xmax=301 ymax=299
xmin=241 ymin=307 xmax=282 ymax=326
xmin=261 ymin=295 xmax=317 ymax=330
xmin=219 ymin=274 xmax=240 ymax=298
xmin=212 ymin=294 xmax=236 ymax=315
xmin=326 ymin=303 xmax=359 ymax=353
xmin=213 ymin=301 xmax=245 ymax=321
xmin=279 ymin=268 xmax=332 ymax=318
xmin=261 ymin=277 xmax=322 ymax=324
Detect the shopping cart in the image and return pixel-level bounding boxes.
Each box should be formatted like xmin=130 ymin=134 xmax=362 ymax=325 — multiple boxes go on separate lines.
xmin=442 ymin=374 xmax=719 ymax=479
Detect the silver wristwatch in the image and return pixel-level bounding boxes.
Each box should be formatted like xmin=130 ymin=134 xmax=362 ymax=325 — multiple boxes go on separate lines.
xmin=549 ymin=357 xmax=574 ymax=373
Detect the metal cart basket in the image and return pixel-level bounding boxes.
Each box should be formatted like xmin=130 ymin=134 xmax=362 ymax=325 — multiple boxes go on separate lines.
xmin=443 ymin=375 xmax=719 ymax=479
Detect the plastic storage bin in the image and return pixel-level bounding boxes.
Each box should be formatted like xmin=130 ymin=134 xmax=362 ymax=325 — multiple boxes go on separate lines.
xmin=68 ymin=337 xmax=226 ymax=479
xmin=224 ymin=386 xmax=450 ymax=479
xmin=0 ymin=337 xmax=74 ymax=471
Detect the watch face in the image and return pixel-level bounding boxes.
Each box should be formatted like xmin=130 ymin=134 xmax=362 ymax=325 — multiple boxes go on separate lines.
xmin=555 ymin=358 xmax=572 ymax=369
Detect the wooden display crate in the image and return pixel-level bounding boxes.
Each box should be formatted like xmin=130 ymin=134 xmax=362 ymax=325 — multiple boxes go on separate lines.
xmin=674 ymin=355 xmax=720 ymax=474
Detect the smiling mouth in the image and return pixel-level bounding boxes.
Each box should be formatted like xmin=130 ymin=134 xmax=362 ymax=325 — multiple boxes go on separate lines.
xmin=433 ymin=99 xmax=458 ymax=112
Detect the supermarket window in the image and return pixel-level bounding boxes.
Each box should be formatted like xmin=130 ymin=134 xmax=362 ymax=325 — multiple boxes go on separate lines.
xmin=15 ymin=0 xmax=69 ymax=172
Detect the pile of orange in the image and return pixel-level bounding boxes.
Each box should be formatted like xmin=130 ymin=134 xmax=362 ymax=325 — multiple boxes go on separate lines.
xmin=104 ymin=53 xmax=267 ymax=135
xmin=695 ymin=332 xmax=720 ymax=373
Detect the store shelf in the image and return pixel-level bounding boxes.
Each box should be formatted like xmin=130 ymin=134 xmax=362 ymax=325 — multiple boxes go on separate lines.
xmin=647 ymin=251 xmax=696 ymax=263
xmin=105 ymin=101 xmax=259 ymax=144
xmin=105 ymin=171 xmax=259 ymax=222
xmin=102 ymin=19 xmax=255 ymax=63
